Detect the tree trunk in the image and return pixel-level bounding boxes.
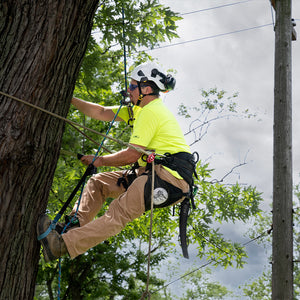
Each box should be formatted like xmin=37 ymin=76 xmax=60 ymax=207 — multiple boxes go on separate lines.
xmin=0 ymin=1 xmax=99 ymax=299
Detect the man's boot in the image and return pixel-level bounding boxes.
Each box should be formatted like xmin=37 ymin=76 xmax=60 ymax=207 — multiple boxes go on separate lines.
xmin=37 ymin=214 xmax=68 ymax=262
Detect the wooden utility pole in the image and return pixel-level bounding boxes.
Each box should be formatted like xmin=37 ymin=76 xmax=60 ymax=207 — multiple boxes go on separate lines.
xmin=272 ymin=0 xmax=296 ymax=299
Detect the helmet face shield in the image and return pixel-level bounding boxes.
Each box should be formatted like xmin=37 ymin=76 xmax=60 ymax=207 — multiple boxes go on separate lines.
xmin=130 ymin=62 xmax=176 ymax=92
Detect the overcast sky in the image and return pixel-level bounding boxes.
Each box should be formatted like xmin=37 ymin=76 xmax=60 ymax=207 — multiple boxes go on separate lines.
xmin=145 ymin=0 xmax=300 ymax=296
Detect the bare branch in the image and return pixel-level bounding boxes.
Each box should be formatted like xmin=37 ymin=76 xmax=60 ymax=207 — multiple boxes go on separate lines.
xmin=210 ymin=150 xmax=250 ymax=184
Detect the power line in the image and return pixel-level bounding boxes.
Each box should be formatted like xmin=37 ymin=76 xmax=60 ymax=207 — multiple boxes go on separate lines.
xmin=180 ymin=0 xmax=254 ymax=16
xmin=151 ymin=260 xmax=214 ymax=295
xmin=91 ymin=1 xmax=257 ymax=35
xmin=143 ymin=23 xmax=273 ymax=52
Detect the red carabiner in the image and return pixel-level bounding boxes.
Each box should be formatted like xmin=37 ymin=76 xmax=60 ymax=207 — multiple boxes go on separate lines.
xmin=146 ymin=153 xmax=156 ymax=163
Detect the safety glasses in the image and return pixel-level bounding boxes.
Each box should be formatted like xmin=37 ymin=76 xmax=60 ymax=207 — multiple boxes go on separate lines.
xmin=129 ymin=83 xmax=139 ymax=91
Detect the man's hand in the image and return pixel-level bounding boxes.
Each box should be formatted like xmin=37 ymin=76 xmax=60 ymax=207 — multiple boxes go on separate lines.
xmin=79 ymin=145 xmax=144 ymax=168
xmin=80 ymin=155 xmax=102 ymax=167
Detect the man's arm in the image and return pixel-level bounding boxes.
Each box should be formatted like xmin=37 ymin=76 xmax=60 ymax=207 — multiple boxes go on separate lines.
xmin=80 ymin=144 xmax=145 ymax=167
xmin=71 ymin=97 xmax=123 ymax=122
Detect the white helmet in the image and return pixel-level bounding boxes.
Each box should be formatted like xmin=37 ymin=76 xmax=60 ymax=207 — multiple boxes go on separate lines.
xmin=130 ymin=62 xmax=176 ymax=92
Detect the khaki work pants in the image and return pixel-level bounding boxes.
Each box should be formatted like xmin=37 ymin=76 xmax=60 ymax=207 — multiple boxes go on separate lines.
xmin=62 ymin=164 xmax=189 ymax=259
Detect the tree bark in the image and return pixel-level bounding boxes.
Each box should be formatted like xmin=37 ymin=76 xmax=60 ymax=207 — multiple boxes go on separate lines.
xmin=0 ymin=1 xmax=99 ymax=299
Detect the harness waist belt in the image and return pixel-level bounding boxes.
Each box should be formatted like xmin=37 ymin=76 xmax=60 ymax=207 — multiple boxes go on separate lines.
xmin=154 ymin=152 xmax=197 ymax=186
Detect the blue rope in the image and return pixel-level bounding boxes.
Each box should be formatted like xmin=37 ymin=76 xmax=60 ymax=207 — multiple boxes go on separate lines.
xmin=122 ymin=6 xmax=128 ymax=91
xmin=57 ymin=180 xmax=86 ymax=300
xmin=92 ymin=101 xmax=124 ymax=164
xmin=58 ymin=257 xmax=62 ymax=299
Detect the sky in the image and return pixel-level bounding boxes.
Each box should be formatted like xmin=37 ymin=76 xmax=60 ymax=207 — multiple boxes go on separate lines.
xmin=142 ymin=0 xmax=300 ymax=297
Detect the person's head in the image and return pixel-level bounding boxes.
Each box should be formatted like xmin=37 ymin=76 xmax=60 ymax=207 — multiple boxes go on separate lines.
xmin=128 ymin=62 xmax=176 ymax=106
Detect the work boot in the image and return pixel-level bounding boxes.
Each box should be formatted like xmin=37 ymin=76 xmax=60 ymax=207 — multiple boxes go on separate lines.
xmin=55 ymin=215 xmax=80 ymax=234
xmin=37 ymin=214 xmax=68 ymax=262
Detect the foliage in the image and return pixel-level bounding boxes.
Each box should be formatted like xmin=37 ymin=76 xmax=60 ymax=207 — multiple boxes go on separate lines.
xmin=185 ymin=162 xmax=262 ymax=269
xmin=179 ymin=268 xmax=233 ymax=300
xmin=93 ymin=0 xmax=181 ymax=53
xmin=178 ymin=87 xmax=257 ymax=146
xmin=242 ymin=270 xmax=271 ymax=300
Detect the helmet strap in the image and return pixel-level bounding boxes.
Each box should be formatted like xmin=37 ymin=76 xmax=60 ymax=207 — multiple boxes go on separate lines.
xmin=136 ymin=82 xmax=144 ymax=106
xmin=135 ymin=82 xmax=159 ymax=106
xmin=136 ymin=94 xmax=144 ymax=106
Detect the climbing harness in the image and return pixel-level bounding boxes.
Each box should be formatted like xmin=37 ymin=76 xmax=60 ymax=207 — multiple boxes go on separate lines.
xmin=117 ymin=150 xmax=199 ymax=259
xmin=149 ymin=151 xmax=199 ymax=258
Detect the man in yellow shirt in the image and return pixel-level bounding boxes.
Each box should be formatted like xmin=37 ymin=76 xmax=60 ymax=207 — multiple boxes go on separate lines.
xmin=37 ymin=62 xmax=197 ymax=261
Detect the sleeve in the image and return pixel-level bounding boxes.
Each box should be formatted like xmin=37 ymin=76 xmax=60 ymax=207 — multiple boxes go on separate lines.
xmin=111 ymin=106 xmax=129 ymax=122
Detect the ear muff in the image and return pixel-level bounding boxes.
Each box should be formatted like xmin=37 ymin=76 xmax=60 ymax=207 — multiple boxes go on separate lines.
xmin=164 ymin=74 xmax=176 ymax=92
xmin=151 ymin=68 xmax=176 ymax=92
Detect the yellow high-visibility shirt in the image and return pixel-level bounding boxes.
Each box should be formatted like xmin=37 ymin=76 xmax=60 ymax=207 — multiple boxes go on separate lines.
xmin=113 ymin=98 xmax=190 ymax=178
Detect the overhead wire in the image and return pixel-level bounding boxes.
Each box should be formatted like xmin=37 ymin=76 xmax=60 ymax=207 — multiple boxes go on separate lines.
xmin=91 ymin=0 xmax=255 ymax=29
xmin=143 ymin=23 xmax=273 ymax=52
xmin=179 ymin=0 xmax=254 ymax=16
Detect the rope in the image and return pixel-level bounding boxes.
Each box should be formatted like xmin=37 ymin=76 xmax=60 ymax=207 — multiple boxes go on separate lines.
xmin=0 ymin=90 xmax=158 ymax=158
xmin=92 ymin=100 xmax=123 ymax=164
xmin=68 ymin=122 xmax=112 ymax=153
xmin=140 ymin=160 xmax=155 ymax=300
xmin=122 ymin=6 xmax=128 ymax=92
xmin=58 ymin=180 xmax=88 ymax=300
xmin=121 ymin=5 xmax=134 ymax=126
